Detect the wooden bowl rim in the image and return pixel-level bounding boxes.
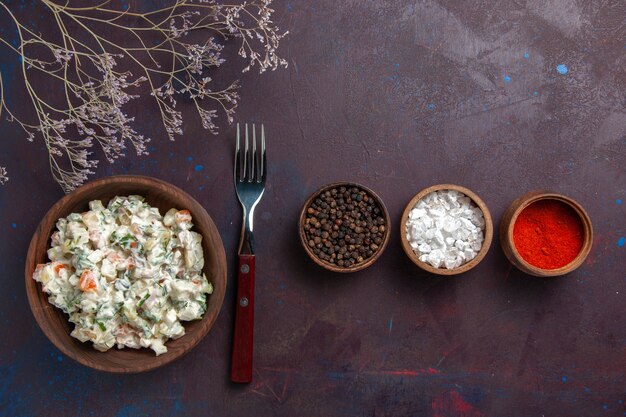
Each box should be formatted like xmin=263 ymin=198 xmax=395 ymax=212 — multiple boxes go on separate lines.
xmin=298 ymin=181 xmax=391 ymax=273
xmin=502 ymin=191 xmax=593 ymax=277
xmin=24 ymin=175 xmax=227 ymax=373
xmin=400 ymin=184 xmax=493 ymax=276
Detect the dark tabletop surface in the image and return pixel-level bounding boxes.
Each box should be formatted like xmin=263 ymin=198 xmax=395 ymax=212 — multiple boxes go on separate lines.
xmin=1 ymin=0 xmax=625 ymax=416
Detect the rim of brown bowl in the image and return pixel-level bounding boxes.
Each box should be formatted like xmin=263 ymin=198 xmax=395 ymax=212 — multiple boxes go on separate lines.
xmin=298 ymin=181 xmax=391 ymax=273
xmin=499 ymin=191 xmax=593 ymax=277
xmin=400 ymin=184 xmax=493 ymax=276
xmin=25 ymin=175 xmax=227 ymax=373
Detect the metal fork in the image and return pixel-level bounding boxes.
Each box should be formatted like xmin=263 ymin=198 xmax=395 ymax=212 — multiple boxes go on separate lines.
xmin=231 ymin=123 xmax=266 ymax=383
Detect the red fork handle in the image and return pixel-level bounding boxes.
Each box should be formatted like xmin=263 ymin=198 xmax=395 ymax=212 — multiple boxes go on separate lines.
xmin=230 ymin=254 xmax=255 ymax=383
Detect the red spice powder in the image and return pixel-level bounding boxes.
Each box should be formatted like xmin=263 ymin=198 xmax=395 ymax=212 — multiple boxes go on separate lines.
xmin=513 ymin=199 xmax=584 ymax=270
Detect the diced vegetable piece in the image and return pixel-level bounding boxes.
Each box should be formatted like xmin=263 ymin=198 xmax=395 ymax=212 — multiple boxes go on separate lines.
xmin=79 ymin=270 xmax=97 ymax=292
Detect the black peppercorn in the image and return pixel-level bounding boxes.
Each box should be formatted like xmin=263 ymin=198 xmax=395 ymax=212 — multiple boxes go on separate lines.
xmin=303 ymin=184 xmax=387 ymax=268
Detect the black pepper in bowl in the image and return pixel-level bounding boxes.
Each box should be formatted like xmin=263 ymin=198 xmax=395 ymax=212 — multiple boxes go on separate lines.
xmin=299 ymin=182 xmax=390 ymax=272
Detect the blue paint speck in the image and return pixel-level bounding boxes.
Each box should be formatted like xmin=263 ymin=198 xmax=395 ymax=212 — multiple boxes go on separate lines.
xmin=618 ymin=237 xmax=625 ymax=247
xmin=187 ymin=156 xmax=193 ymax=161
xmin=603 ymin=404 xmax=609 ymax=411
xmin=616 ymin=199 xmax=622 ymax=205
xmin=556 ymin=64 xmax=568 ymax=75
xmin=584 ymin=386 xmax=591 ymax=392
xmin=388 ymin=318 xmax=393 ymax=335
xmin=327 ymin=371 xmax=344 ymax=381
xmin=533 ymin=91 xmax=539 ymax=96
xmin=11 ymin=223 xmax=16 ymax=229
xmin=194 ymin=164 xmax=204 ymax=172
xmin=562 ymin=376 xmax=568 ymax=382
xmin=174 ymin=400 xmax=183 ymax=413
xmin=393 ymin=63 xmax=400 ymax=68
xmin=427 ymin=103 xmax=436 ymax=110
xmin=503 ymin=75 xmax=511 ymax=83
xmin=523 ymin=53 xmax=529 ymax=59
xmin=57 ymin=355 xmax=63 ymax=362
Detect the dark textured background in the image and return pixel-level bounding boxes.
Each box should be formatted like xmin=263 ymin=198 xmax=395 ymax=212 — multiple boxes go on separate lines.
xmin=1 ymin=0 xmax=625 ymax=416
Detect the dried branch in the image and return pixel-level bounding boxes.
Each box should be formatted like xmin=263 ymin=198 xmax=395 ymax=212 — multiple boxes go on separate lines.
xmin=0 ymin=0 xmax=287 ymax=192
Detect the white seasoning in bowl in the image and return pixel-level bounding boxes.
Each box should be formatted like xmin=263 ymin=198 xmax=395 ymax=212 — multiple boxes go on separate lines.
xmin=405 ymin=190 xmax=485 ymax=269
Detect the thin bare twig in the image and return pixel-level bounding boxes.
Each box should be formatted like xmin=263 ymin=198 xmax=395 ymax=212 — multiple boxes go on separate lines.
xmin=0 ymin=0 xmax=288 ymax=192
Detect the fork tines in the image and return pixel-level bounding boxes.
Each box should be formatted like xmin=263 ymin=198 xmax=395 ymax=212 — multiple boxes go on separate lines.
xmin=235 ymin=123 xmax=266 ymax=183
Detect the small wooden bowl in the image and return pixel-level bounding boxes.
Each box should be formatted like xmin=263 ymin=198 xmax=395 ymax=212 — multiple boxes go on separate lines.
xmin=25 ymin=175 xmax=227 ymax=373
xmin=299 ymin=182 xmax=391 ymax=273
xmin=400 ymin=184 xmax=493 ymax=275
xmin=499 ymin=191 xmax=593 ymax=277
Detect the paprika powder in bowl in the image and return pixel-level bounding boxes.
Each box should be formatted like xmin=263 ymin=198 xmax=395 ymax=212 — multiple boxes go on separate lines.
xmin=499 ymin=192 xmax=593 ymax=277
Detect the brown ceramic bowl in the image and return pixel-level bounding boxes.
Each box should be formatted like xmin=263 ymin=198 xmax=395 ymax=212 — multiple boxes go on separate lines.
xmin=25 ymin=175 xmax=227 ymax=373
xmin=400 ymin=184 xmax=493 ymax=275
xmin=499 ymin=191 xmax=593 ymax=277
xmin=299 ymin=182 xmax=391 ymax=273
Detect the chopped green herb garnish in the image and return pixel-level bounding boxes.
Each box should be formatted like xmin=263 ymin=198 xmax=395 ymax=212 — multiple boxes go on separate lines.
xmin=141 ymin=326 xmax=152 ymax=337
xmin=139 ymin=309 xmax=159 ymax=323
xmin=116 ymin=233 xmax=137 ymax=250
xmin=138 ymin=293 xmax=150 ymax=307
xmin=96 ymin=321 xmax=106 ymax=331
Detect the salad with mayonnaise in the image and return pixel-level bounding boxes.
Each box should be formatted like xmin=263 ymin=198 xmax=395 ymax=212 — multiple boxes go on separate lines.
xmin=33 ymin=195 xmax=213 ymax=355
